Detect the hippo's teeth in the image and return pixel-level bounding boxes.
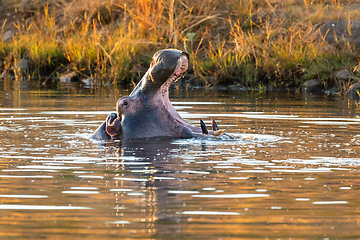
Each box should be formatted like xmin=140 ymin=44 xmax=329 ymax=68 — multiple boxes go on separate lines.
xmin=174 ymin=74 xmax=185 ymax=83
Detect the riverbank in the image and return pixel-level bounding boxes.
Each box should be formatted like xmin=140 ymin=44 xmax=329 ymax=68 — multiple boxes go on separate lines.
xmin=0 ymin=0 xmax=360 ymax=92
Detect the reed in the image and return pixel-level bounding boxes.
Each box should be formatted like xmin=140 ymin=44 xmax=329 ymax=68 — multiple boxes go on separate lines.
xmin=0 ymin=0 xmax=359 ymax=89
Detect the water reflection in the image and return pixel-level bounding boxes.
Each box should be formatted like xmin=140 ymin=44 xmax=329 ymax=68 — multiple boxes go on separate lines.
xmin=0 ymin=80 xmax=359 ymax=238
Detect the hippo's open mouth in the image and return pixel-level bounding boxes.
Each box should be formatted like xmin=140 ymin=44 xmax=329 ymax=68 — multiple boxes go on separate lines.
xmin=159 ymin=55 xmax=200 ymax=133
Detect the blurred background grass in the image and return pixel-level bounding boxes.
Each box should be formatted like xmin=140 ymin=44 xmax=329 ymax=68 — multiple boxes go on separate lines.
xmin=0 ymin=0 xmax=359 ymax=90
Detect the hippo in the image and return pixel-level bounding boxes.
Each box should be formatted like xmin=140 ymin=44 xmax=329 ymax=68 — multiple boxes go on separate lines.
xmin=91 ymin=49 xmax=223 ymax=141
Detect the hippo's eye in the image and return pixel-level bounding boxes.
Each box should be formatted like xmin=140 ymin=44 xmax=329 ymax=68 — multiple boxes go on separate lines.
xmin=123 ymin=101 xmax=128 ymax=107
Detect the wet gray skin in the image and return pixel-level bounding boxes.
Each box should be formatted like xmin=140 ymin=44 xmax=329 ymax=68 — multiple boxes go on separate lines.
xmin=91 ymin=49 xmax=208 ymax=141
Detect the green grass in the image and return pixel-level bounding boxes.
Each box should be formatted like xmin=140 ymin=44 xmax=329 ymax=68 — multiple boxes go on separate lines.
xmin=0 ymin=0 xmax=359 ymax=90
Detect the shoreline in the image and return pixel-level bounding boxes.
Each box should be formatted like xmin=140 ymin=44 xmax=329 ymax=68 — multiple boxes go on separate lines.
xmin=0 ymin=75 xmax=346 ymax=96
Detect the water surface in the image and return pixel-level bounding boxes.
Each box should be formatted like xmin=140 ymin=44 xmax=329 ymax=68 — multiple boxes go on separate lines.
xmin=0 ymin=81 xmax=359 ymax=239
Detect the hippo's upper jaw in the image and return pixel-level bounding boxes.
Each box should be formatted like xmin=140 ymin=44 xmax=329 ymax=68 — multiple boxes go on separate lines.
xmin=91 ymin=49 xmax=206 ymax=141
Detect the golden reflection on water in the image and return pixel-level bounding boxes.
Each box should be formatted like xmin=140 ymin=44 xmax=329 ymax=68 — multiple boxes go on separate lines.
xmin=0 ymin=80 xmax=359 ymax=239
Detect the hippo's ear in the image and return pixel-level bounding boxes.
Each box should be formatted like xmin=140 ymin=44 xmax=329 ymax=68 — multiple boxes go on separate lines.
xmin=105 ymin=114 xmax=122 ymax=137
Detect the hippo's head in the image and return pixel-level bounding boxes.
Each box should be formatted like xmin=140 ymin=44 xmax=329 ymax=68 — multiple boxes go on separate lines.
xmin=105 ymin=49 xmax=196 ymax=140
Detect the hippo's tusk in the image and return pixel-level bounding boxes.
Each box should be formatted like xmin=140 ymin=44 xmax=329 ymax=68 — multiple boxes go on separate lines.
xmin=211 ymin=118 xmax=225 ymax=136
xmin=200 ymin=118 xmax=225 ymax=136
xmin=200 ymin=119 xmax=208 ymax=134
xmin=211 ymin=118 xmax=219 ymax=131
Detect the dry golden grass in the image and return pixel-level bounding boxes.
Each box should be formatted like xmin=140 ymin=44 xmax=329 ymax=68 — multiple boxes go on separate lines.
xmin=0 ymin=0 xmax=359 ymax=89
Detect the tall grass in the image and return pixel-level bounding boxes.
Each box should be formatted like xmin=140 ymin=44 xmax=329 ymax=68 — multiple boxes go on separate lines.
xmin=0 ymin=0 xmax=359 ymax=89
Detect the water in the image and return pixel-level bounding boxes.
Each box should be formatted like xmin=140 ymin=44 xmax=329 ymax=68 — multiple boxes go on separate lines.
xmin=0 ymin=81 xmax=360 ymax=239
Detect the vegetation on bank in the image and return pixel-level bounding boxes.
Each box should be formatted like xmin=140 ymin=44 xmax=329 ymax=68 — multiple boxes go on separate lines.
xmin=0 ymin=0 xmax=359 ymax=90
